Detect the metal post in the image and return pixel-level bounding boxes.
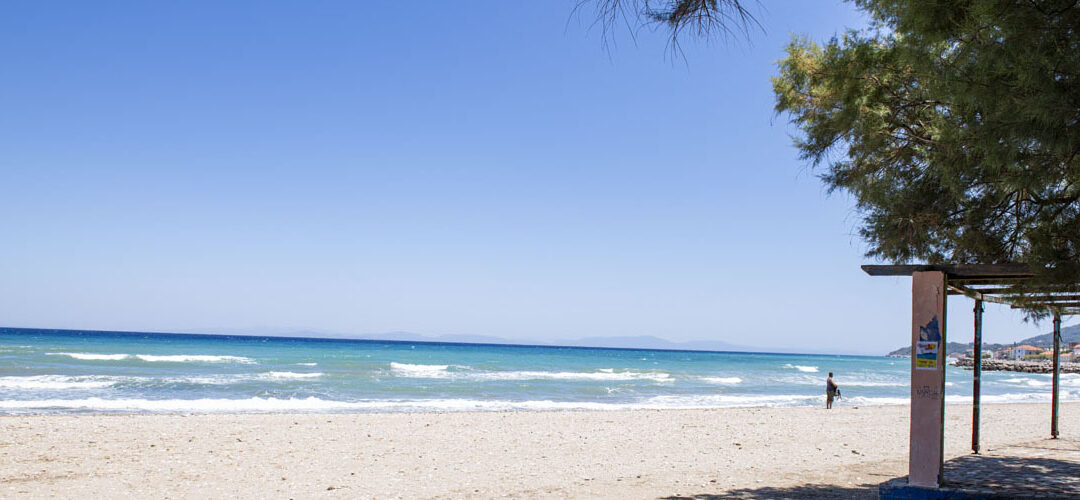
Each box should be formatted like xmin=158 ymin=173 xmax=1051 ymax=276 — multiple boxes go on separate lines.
xmin=972 ymin=299 xmax=983 ymax=454
xmin=1052 ymin=313 xmax=1061 ymax=439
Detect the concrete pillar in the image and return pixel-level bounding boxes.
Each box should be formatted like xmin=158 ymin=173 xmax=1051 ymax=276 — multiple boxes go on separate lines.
xmin=909 ymin=271 xmax=947 ymax=487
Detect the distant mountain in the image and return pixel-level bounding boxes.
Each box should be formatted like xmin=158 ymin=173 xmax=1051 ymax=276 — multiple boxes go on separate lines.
xmin=554 ymin=335 xmax=752 ymax=352
xmin=886 ymin=342 xmax=982 ymax=357
xmin=886 ymin=323 xmax=1080 ymax=356
xmin=1015 ymin=323 xmax=1080 ymax=348
xmin=190 ymin=328 xmax=773 ymax=353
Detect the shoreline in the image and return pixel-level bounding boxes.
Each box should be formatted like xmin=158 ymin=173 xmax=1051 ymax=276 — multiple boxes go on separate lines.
xmin=1 ymin=389 xmax=1077 ymax=416
xmin=3 ymin=402 xmax=1075 ymax=498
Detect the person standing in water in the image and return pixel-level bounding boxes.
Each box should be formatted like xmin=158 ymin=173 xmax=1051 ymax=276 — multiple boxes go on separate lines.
xmin=826 ymin=372 xmax=838 ymax=409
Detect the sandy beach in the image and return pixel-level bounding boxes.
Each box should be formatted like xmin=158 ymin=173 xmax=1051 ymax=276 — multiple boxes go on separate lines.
xmin=1 ymin=402 xmax=1074 ymax=499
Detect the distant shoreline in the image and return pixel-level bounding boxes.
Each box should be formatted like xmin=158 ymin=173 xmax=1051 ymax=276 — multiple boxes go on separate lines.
xmin=954 ymin=357 xmax=1080 ymax=374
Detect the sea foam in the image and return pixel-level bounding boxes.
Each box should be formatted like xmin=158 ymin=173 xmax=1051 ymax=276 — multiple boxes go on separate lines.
xmin=783 ymin=364 xmax=819 ymax=373
xmin=0 ymin=375 xmax=116 ymax=390
xmin=45 ymin=352 xmax=255 ymax=364
xmin=256 ymin=372 xmax=323 ymax=380
xmin=134 ymin=354 xmax=255 ymax=363
xmin=46 ymin=352 xmax=130 ymax=361
xmin=699 ymin=376 xmax=742 ymax=385
xmin=387 ymin=363 xmax=673 ymax=382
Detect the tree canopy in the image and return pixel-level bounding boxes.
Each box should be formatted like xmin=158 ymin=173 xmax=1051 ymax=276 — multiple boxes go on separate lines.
xmin=771 ymin=1 xmax=1080 ymax=308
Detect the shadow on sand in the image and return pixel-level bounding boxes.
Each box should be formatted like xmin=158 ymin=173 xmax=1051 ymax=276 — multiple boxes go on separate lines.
xmin=936 ymin=452 xmax=1080 ymax=497
xmin=663 ymin=439 xmax=1080 ymax=499
xmin=661 ymin=483 xmax=876 ymax=499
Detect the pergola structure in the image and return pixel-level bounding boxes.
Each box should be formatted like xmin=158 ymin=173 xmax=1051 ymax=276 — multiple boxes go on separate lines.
xmin=863 ymin=264 xmax=1076 ymax=488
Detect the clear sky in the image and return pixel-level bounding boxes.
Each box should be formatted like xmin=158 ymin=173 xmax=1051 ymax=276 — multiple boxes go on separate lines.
xmin=1 ymin=1 xmax=1068 ymax=354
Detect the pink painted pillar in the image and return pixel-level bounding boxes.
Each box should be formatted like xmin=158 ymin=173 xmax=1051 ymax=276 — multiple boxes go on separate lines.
xmin=909 ymin=271 xmax=947 ymax=487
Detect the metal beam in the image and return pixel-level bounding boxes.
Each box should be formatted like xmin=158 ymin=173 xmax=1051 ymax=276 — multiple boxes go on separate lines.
xmin=1052 ymin=313 xmax=1061 ymax=439
xmin=1011 ymin=302 xmax=1080 ymax=309
xmin=862 ymin=264 xmax=1033 ymax=279
xmin=947 ymin=284 xmax=1014 ymax=306
xmin=972 ymin=299 xmax=983 ymax=454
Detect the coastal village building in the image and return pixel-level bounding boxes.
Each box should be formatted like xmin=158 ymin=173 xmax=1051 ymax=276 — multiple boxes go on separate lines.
xmin=1009 ymin=344 xmax=1043 ymax=360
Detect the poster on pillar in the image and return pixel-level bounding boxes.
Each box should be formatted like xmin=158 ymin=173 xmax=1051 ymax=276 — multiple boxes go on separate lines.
xmin=915 ymin=315 xmax=942 ymax=370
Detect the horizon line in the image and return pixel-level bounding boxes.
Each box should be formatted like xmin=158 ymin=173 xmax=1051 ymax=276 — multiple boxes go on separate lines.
xmin=0 ymin=325 xmax=881 ymax=358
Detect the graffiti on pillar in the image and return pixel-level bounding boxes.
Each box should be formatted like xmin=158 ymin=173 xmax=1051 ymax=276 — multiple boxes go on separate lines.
xmin=916 ymin=315 xmax=941 ymax=370
xmin=915 ymin=385 xmax=941 ymax=399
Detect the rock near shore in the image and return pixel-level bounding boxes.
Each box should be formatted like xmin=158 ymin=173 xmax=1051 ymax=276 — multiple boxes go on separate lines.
xmin=954 ymin=358 xmax=1080 ymax=373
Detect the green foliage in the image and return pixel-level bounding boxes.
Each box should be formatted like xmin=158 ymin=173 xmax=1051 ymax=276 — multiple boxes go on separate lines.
xmin=772 ymin=1 xmax=1080 ymax=310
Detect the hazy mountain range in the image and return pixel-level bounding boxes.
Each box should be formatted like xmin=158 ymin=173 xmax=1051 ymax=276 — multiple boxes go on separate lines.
xmin=188 ymin=327 xmax=827 ymax=354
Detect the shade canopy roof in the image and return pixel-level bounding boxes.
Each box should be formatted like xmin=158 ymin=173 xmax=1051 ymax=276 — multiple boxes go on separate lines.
xmin=861 ymin=264 xmax=1079 ymax=315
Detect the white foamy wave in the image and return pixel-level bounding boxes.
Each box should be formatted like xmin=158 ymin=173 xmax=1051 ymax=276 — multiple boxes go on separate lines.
xmin=256 ymin=372 xmax=323 ymax=380
xmin=783 ymin=364 xmax=819 ymax=373
xmin=390 ymin=367 xmax=673 ymax=383
xmin=134 ymin=355 xmax=254 ymax=364
xmin=296 ymin=362 xmax=318 ymax=367
xmin=387 ymin=362 xmax=672 ymax=382
xmin=0 ymin=397 xmax=630 ymax=413
xmin=0 ymin=375 xmax=117 ymax=390
xmin=943 ymin=392 xmax=1076 ymax=404
xmin=389 ymin=362 xmax=450 ymax=377
xmin=640 ymin=393 xmax=823 ymax=408
xmin=842 ymin=396 xmax=910 ymax=406
xmin=46 ymin=352 xmax=130 ymax=361
xmin=699 ymin=376 xmax=742 ymax=385
xmin=2 ymin=389 xmax=1075 ymax=413
xmin=843 ymin=380 xmax=907 ymax=387
xmin=472 ymin=370 xmax=672 ymax=382
xmin=1000 ymin=377 xmax=1052 ymax=388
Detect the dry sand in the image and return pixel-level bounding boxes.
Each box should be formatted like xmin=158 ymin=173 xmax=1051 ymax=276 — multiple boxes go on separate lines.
xmin=1 ymin=402 xmax=1075 ymax=499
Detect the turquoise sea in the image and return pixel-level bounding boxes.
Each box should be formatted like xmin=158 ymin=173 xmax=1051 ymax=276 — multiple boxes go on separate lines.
xmin=1 ymin=327 xmax=1076 ymax=414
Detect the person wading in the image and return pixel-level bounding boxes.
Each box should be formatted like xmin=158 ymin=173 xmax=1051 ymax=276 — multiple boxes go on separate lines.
xmin=826 ymin=372 xmax=839 ymax=409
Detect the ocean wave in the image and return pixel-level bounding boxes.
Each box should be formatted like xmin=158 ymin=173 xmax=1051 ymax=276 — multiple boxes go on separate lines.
xmin=1 ymin=389 xmax=1076 ymax=413
xmin=0 ymin=375 xmax=117 ymax=390
xmin=698 ymin=376 xmax=742 ymax=385
xmin=46 ymin=352 xmax=130 ymax=361
xmin=1000 ymin=377 xmax=1053 ymax=388
xmin=842 ymin=380 xmax=907 ymax=388
xmin=783 ymin=364 xmax=819 ymax=373
xmin=296 ymin=362 xmax=318 ymax=367
xmin=389 ymin=362 xmax=450 ymax=376
xmin=256 ymin=372 xmax=323 ymax=380
xmin=151 ymin=372 xmax=322 ymax=385
xmin=134 ymin=354 xmax=255 ymax=363
xmin=471 ymin=370 xmax=672 ymax=382
xmin=45 ymin=352 xmax=255 ymax=364
xmin=388 ymin=363 xmax=672 ymax=382
xmin=641 ymin=393 xmax=823 ymax=408
xmin=0 ymin=397 xmax=628 ymax=413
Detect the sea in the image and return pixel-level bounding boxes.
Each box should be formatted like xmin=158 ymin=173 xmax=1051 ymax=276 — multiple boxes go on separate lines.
xmin=1 ymin=327 xmax=1076 ymax=415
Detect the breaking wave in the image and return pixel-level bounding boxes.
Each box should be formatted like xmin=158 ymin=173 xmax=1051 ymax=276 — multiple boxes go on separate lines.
xmin=45 ymin=353 xmax=255 ymax=364
xmin=388 ymin=363 xmax=672 ymax=382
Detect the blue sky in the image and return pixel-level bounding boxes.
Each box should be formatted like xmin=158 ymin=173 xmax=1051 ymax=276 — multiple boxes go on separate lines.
xmin=0 ymin=1 xmax=1066 ymax=354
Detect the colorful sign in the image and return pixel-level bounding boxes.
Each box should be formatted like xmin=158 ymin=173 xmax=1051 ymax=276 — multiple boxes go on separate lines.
xmin=915 ymin=340 xmax=938 ymax=370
